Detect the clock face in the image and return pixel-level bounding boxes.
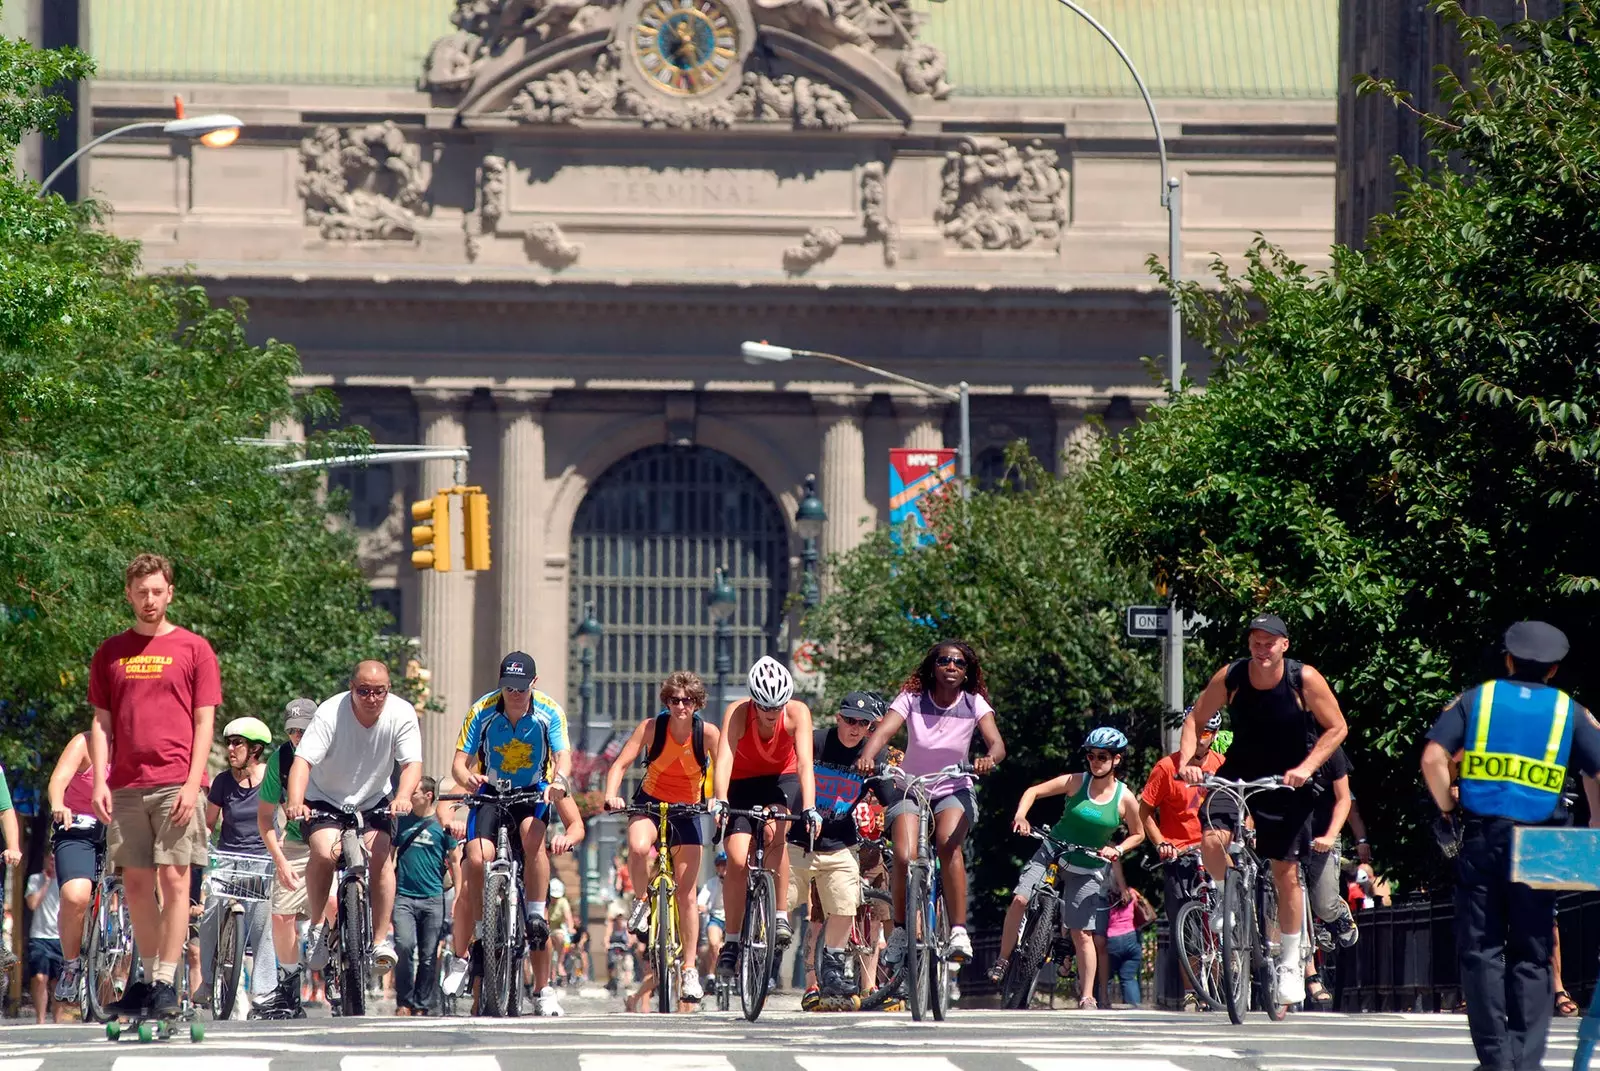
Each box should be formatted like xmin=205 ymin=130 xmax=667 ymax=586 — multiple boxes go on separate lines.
xmin=632 ymin=0 xmax=739 ymax=96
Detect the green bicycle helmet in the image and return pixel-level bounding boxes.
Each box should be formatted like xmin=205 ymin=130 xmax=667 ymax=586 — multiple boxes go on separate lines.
xmin=222 ymin=716 xmax=272 ymax=746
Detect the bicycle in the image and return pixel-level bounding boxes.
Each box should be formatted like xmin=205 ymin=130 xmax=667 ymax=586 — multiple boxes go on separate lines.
xmin=615 ymin=800 xmax=709 ymax=1015
xmin=1167 ymin=847 xmax=1225 ymax=1010
xmin=319 ymin=805 xmax=375 ymax=1018
xmin=440 ymin=786 xmax=549 ymax=1018
xmin=83 ymin=851 xmax=136 ymax=1023
xmin=1202 ymin=774 xmax=1293 ymax=1025
xmin=205 ymin=851 xmax=274 ymax=1020
xmin=717 ymin=803 xmax=806 ymax=1022
xmin=998 ymin=828 xmax=1104 ymax=1010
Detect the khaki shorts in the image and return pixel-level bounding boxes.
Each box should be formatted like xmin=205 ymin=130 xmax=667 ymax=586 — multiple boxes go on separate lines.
xmin=787 ymin=844 xmax=860 ymax=917
xmin=108 ymin=785 xmax=208 ymax=869
xmin=271 ymin=839 xmax=311 ymax=917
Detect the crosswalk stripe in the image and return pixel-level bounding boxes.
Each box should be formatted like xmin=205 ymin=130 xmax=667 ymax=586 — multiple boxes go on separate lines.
xmin=581 ymin=1056 xmax=734 ymax=1071
xmin=343 ymin=1059 xmax=501 ymax=1071
xmin=1021 ymin=1058 xmax=1196 ymax=1071
xmin=113 ymin=1059 xmax=271 ymax=1071
xmin=0 ymin=1061 xmax=44 ymax=1071
xmin=797 ymin=1058 xmax=964 ymax=1071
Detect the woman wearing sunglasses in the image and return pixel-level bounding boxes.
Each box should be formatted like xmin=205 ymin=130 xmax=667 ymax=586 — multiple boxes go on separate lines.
xmin=856 ymin=640 xmax=1006 ymax=967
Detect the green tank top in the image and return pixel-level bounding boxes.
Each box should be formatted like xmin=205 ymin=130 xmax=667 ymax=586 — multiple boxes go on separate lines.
xmin=1050 ymin=776 xmax=1125 ymax=871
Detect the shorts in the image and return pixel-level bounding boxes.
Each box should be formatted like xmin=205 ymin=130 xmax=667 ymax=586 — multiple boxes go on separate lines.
xmin=466 ymin=788 xmax=549 ymax=847
xmin=725 ymin=774 xmax=800 ymax=838
xmin=271 ymin=839 xmax=311 ymax=917
xmin=304 ymin=798 xmax=395 ymax=842
xmin=1200 ymin=784 xmax=1315 ymax=862
xmin=631 ymin=789 xmax=704 ymax=847
xmin=1162 ymin=851 xmax=1204 ymax=927
xmin=27 ymin=937 xmax=63 ymax=981
xmin=1059 ymin=867 xmax=1110 ymax=932
xmin=786 ymin=844 xmax=861 ymax=917
xmin=52 ymin=822 xmax=106 ymax=885
xmin=883 ymin=785 xmax=978 ymax=828
xmin=108 ymin=785 xmax=209 ymax=869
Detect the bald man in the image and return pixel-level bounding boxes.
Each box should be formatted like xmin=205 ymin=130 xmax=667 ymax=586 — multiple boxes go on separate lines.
xmin=285 ymin=660 xmax=423 ymax=976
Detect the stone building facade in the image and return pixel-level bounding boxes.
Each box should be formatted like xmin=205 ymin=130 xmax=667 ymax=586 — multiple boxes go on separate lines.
xmin=82 ymin=0 xmax=1338 ymax=771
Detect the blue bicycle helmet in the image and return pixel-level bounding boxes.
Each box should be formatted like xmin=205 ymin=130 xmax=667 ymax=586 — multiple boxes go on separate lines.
xmin=1084 ymin=726 xmax=1129 ymax=751
xmin=1203 ymin=709 xmax=1224 ymax=733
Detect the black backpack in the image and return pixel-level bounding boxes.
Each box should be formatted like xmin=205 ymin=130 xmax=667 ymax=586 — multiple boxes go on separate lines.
xmin=276 ymin=741 xmax=295 ymax=787
xmin=1224 ymin=657 xmax=1307 ymax=710
xmin=641 ymin=710 xmax=709 ymax=774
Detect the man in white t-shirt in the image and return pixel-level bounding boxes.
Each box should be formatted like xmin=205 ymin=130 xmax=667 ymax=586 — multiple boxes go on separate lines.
xmin=26 ymin=855 xmax=64 ymax=1023
xmin=284 ymin=659 xmax=423 ymax=973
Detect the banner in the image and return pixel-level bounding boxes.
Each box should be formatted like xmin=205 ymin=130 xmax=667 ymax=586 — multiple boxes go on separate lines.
xmin=889 ymin=448 xmax=958 ymax=544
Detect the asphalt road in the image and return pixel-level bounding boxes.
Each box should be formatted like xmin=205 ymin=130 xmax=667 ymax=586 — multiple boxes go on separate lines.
xmin=0 ymin=993 xmax=1586 ymax=1071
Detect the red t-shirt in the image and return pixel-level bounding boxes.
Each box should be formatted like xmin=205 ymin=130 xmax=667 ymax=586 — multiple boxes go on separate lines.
xmin=1140 ymin=748 xmax=1225 ymax=849
xmin=88 ymin=627 xmax=222 ymax=790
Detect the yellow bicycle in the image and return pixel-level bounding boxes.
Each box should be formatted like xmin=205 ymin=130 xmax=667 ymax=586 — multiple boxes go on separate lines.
xmin=626 ymin=801 xmax=707 ymax=1013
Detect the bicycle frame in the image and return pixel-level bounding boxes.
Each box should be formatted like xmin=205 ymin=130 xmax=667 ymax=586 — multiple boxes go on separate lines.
xmin=1202 ymin=775 xmax=1290 ymax=1024
xmin=623 ymin=801 xmax=706 ymax=1014
xmin=325 ymin=805 xmax=373 ymax=1017
xmin=720 ymin=803 xmax=804 ymax=1021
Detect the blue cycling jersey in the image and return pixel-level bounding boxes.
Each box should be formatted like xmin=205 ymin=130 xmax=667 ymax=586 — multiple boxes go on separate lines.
xmin=455 ymin=688 xmax=569 ymax=787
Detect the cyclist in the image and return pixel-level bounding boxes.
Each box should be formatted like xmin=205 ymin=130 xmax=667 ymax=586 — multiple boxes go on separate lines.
xmin=1303 ymin=742 xmax=1359 ymax=1008
xmin=1139 ymin=707 xmax=1223 ymax=1011
xmin=790 ymin=690 xmax=890 ymax=1002
xmin=44 ymin=730 xmax=109 ymax=1006
xmin=603 ymin=670 xmax=722 ymax=1002
xmin=0 ymin=764 xmax=16 ymax=979
xmin=993 ymin=726 xmax=1143 ymax=1008
xmin=856 ymin=640 xmax=1005 ymax=966
xmin=548 ymin=878 xmax=573 ymax=984
xmin=1178 ymin=612 xmax=1349 ymax=1010
xmin=197 ymin=716 xmax=277 ymax=1014
xmin=711 ymin=656 xmax=821 ymax=982
xmin=695 ymin=851 xmax=728 ymax=985
xmin=447 ymin=651 xmax=574 ymax=1017
xmin=252 ymin=698 xmax=316 ymax=1019
xmin=285 ymin=660 xmax=424 ymax=988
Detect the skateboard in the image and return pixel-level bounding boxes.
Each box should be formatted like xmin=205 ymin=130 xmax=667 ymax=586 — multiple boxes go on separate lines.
xmin=105 ymin=1011 xmax=204 ymax=1043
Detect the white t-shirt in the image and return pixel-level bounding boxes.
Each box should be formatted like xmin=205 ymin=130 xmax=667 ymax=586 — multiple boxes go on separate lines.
xmin=27 ymin=872 xmax=60 ymax=940
xmin=297 ymin=691 xmax=423 ymax=811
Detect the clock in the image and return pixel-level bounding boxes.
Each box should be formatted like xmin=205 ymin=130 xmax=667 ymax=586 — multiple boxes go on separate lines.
xmin=630 ymin=0 xmax=740 ymax=96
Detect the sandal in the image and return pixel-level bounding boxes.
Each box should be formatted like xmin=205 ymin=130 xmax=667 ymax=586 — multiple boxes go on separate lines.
xmin=1557 ymin=990 xmax=1580 ymax=1017
xmin=1306 ymin=973 xmax=1333 ymax=1010
xmin=987 ymin=957 xmax=1009 ymax=984
xmin=1077 ymin=996 xmax=1098 ymax=1010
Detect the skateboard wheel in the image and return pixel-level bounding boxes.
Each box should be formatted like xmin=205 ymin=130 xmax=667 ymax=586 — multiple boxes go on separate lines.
xmin=137 ymin=1021 xmax=154 ymax=1043
xmin=190 ymin=1021 xmax=205 ymax=1043
xmin=106 ymin=1022 xmax=121 ymax=1040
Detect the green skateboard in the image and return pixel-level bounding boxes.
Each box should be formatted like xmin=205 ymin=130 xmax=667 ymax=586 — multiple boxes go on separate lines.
xmin=106 ymin=1012 xmax=204 ymax=1043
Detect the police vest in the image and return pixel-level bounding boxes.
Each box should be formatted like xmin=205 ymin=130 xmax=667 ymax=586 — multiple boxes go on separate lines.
xmin=1458 ymin=680 xmax=1575 ymax=823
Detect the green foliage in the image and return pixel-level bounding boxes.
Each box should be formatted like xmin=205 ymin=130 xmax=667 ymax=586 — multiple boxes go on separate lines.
xmin=0 ymin=33 xmax=413 ymax=785
xmin=1089 ymin=1 xmax=1600 ymax=885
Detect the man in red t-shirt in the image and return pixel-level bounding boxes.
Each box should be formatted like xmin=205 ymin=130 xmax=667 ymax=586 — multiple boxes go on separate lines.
xmin=1139 ymin=708 xmax=1224 ymax=1010
xmin=88 ymin=553 xmax=220 ymax=1019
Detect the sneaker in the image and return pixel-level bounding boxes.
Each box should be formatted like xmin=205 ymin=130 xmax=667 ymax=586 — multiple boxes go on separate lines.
xmin=1332 ymin=915 xmax=1359 ymax=949
xmin=626 ymin=897 xmax=650 ymax=939
xmin=441 ymin=953 xmax=469 ymax=996
xmin=818 ymin=948 xmax=850 ymax=998
xmin=800 ymin=985 xmax=822 ymax=1011
xmin=775 ymin=916 xmax=793 ymax=949
xmin=1181 ymin=991 xmax=1202 ymax=1013
xmin=987 ymin=957 xmax=1009 ymax=984
xmin=109 ymin=979 xmax=153 ymax=1017
xmin=536 ymin=985 xmax=565 ymax=1017
xmin=307 ymin=924 xmax=331 ymax=971
xmin=54 ymin=958 xmax=82 ymax=1003
xmin=681 ymin=965 xmax=703 ymax=1002
xmin=527 ymin=915 xmax=550 ymax=951
xmin=883 ymin=926 xmax=907 ymax=966
xmin=373 ymin=937 xmax=398 ymax=972
xmin=716 ymin=942 xmax=740 ymax=978
xmin=946 ymin=928 xmax=973 ymax=963
xmin=1275 ymin=961 xmax=1305 ymax=1006
xmin=147 ymin=980 xmax=179 ymax=1017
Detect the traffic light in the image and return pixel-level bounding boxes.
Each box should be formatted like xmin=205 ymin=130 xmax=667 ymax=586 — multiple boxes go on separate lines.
xmin=411 ymin=491 xmax=452 ymax=572
xmin=463 ymin=489 xmax=491 ymax=572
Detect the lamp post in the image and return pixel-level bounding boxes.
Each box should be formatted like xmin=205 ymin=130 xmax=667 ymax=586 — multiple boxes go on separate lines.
xmin=795 ymin=473 xmax=826 ymax=610
xmin=573 ymin=602 xmax=604 ymax=927
xmin=1048 ymin=0 xmax=1186 ymax=748
xmin=38 ymin=114 xmax=244 ymax=197
xmin=707 ymin=566 xmax=738 ymax=719
xmin=741 ymin=341 xmax=971 ymax=500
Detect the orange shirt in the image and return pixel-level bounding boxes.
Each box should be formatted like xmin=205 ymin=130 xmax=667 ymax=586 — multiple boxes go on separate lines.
xmin=640 ymin=723 xmax=705 ymax=804
xmin=1140 ymin=749 xmax=1224 ymax=849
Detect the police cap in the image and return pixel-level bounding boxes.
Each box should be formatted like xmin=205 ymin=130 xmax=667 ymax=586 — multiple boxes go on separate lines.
xmin=1503 ymin=620 xmax=1569 ymax=663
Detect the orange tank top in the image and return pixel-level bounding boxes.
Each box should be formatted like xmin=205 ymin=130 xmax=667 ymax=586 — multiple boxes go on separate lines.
xmin=641 ymin=723 xmax=705 ymax=803
xmin=731 ymin=702 xmax=798 ymax=778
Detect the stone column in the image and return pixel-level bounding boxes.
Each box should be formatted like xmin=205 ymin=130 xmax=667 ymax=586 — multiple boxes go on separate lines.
xmin=493 ymin=389 xmax=551 ymax=658
xmin=415 ymin=388 xmax=475 ymax=779
xmin=896 ymin=395 xmax=946 ymax=450
xmin=815 ymin=395 xmax=873 ymax=566
xmin=1052 ymin=396 xmax=1100 ymax=473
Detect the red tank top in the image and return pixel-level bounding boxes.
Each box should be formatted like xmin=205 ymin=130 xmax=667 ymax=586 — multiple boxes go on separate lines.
xmin=731 ymin=702 xmax=798 ymax=778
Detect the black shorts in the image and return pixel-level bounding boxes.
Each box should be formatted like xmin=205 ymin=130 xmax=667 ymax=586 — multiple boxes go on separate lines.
xmin=304 ymin=798 xmax=395 ymax=841
xmin=52 ymin=822 xmax=106 ymax=885
xmin=726 ymin=774 xmax=800 ymax=839
xmin=468 ymin=789 xmax=549 ymax=850
xmin=1199 ymin=785 xmax=1315 ymax=862
xmin=631 ymin=789 xmax=704 ymax=847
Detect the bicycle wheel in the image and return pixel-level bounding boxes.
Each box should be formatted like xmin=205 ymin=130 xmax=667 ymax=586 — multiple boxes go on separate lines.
xmin=1001 ymin=893 xmax=1054 ymax=1010
xmin=480 ymin=872 xmax=511 ymax=1017
xmin=929 ymin=877 xmax=951 ymax=1021
xmin=85 ymin=885 xmax=134 ymax=1022
xmin=855 ymin=887 xmax=898 ymax=1010
xmin=1175 ymin=899 xmax=1223 ymax=1010
xmin=339 ymin=888 xmax=370 ymax=1017
xmin=212 ymin=907 xmax=242 ymax=1020
xmin=654 ymin=879 xmax=680 ymax=1014
xmin=1219 ymin=866 xmax=1252 ymax=1025
xmin=1256 ymin=871 xmax=1285 ymax=1021
xmin=739 ymin=871 xmax=776 ymax=1022
xmin=904 ymin=864 xmax=928 ymax=1021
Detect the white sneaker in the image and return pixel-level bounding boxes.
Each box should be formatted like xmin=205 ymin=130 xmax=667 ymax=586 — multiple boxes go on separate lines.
xmin=536 ymin=985 xmax=565 ymax=1017
xmin=441 ymin=953 xmax=469 ymax=996
xmin=1275 ymin=961 xmax=1305 ymax=1006
xmin=681 ymin=965 xmax=704 ymax=1002
xmin=54 ymin=958 xmax=82 ymax=1003
xmin=373 ymin=937 xmax=398 ymax=973
xmin=884 ymin=926 xmax=908 ymax=966
xmin=946 ymin=928 xmax=973 ymax=963
xmin=307 ymin=924 xmax=331 ymax=971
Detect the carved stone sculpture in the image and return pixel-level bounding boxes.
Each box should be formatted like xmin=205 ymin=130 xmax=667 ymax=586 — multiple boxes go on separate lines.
xmin=753 ymin=0 xmax=873 ymax=48
xmin=509 ymin=49 xmax=622 ymax=122
xmin=782 ymin=226 xmax=842 ymax=273
xmin=860 ymin=160 xmax=898 ymax=266
xmin=934 ymin=137 xmax=1068 ymax=253
xmin=298 ymin=122 xmax=432 ymax=241
xmin=423 ymin=0 xmax=620 ymax=90
xmin=525 ymin=222 xmax=583 ymax=268
xmin=463 ymin=154 xmax=508 ymax=260
xmin=898 ymin=42 xmax=951 ymax=99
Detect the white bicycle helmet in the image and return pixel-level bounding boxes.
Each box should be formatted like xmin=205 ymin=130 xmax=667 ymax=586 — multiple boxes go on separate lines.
xmin=747 ymin=655 xmax=794 ymax=709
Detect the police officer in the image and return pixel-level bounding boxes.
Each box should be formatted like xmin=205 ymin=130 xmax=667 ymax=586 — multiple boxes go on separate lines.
xmin=1421 ymin=621 xmax=1600 ymax=1071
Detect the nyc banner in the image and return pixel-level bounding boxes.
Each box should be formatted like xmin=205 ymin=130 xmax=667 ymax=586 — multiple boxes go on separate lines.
xmin=889 ymin=448 xmax=958 ymax=545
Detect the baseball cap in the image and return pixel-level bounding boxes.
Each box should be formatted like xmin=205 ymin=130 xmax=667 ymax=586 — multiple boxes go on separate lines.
xmin=284 ymin=698 xmax=316 ymax=733
xmin=499 ymin=651 xmax=536 ymax=690
xmin=1503 ymin=620 xmax=1569 ymax=664
xmin=1246 ymin=612 xmax=1289 ymax=639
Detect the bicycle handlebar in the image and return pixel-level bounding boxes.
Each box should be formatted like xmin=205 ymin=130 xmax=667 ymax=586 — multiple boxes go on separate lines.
xmin=615 ymin=802 xmax=709 ymax=819
xmin=438 ymin=787 xmax=551 ymax=806
xmin=1023 ymin=827 xmax=1103 ymax=860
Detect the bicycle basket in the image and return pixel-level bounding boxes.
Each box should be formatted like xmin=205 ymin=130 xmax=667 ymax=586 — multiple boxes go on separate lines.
xmin=206 ymin=851 xmax=275 ymax=902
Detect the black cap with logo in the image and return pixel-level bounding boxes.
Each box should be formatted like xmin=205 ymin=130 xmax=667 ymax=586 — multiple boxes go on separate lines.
xmin=1503 ymin=621 xmax=1569 ymax=664
xmin=499 ymin=651 xmax=536 ymax=690
xmin=1246 ymin=612 xmax=1289 ymax=639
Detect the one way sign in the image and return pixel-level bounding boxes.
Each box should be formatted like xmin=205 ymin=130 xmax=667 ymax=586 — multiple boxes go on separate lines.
xmin=1124 ymin=606 xmax=1211 ymax=639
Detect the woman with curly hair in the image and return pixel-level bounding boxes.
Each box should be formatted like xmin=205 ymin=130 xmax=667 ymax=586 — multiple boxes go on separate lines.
xmin=855 ymin=640 xmax=1006 ymax=966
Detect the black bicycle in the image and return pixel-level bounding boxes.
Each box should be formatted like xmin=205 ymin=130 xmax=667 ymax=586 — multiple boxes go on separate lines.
xmin=1203 ymin=775 xmax=1292 ymax=1024
xmin=321 ymin=806 xmax=375 ymax=1018
xmin=717 ymin=804 xmax=807 ymax=1022
xmin=1000 ymin=828 xmax=1104 ymax=1010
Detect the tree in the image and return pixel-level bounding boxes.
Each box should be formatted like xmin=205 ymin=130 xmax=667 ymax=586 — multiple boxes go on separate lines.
xmin=1089 ymin=2 xmax=1600 ymax=883
xmin=0 ymin=35 xmax=416 ymax=784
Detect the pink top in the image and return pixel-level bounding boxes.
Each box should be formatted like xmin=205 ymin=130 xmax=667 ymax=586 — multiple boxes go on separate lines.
xmin=1106 ymin=897 xmax=1137 ymax=938
xmin=889 ymin=688 xmax=994 ymax=799
xmin=63 ymin=764 xmax=98 ymax=816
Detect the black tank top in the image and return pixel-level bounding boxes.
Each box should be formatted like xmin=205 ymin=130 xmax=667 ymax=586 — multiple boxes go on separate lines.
xmin=1218 ymin=662 xmax=1313 ymax=781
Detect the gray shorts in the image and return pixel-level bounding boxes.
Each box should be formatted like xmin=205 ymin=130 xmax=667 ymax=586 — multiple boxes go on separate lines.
xmin=1060 ymin=867 xmax=1110 ymax=932
xmin=884 ymin=786 xmax=978 ymax=828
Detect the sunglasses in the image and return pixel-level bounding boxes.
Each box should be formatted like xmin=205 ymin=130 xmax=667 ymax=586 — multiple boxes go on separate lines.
xmin=502 ymin=685 xmax=530 ymax=695
xmin=224 ymin=737 xmax=250 ymax=748
xmin=838 ymin=716 xmax=872 ymax=729
xmin=665 ymin=695 xmax=695 ymax=706
xmin=354 ymin=685 xmax=388 ymax=698
xmin=1086 ymin=749 xmax=1118 ymax=763
xmin=935 ymin=655 xmax=968 ymax=669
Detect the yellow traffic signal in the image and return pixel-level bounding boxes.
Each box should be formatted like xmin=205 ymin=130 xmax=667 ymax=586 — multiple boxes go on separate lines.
xmin=463 ymin=490 xmax=491 ymax=572
xmin=411 ymin=491 xmax=452 ymax=572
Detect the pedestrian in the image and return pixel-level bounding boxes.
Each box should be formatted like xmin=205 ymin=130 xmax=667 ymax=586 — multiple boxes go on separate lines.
xmin=89 ymin=553 xmax=220 ymax=1019
xmin=391 ymin=776 xmax=458 ymax=1016
xmin=0 ymin=763 xmax=22 ymax=981
xmin=1101 ymin=861 xmax=1145 ymax=1008
xmin=1420 ymin=620 xmax=1600 ymax=1071
xmin=25 ymin=855 xmax=64 ymax=1022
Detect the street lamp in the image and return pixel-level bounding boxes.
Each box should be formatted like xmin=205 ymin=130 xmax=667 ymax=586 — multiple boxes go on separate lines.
xmin=795 ymin=473 xmax=826 ymax=610
xmin=742 ymin=341 xmax=971 ymax=500
xmin=38 ymin=113 xmax=245 ymax=197
xmin=707 ymin=566 xmax=738 ymax=719
xmin=572 ymin=602 xmax=603 ymax=922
